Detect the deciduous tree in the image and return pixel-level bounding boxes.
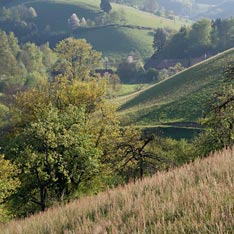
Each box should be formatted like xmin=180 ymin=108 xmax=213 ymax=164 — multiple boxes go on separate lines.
xmin=53 ymin=38 xmax=101 ymax=81
xmin=153 ymin=28 xmax=167 ymax=54
xmin=195 ymin=64 xmax=234 ymax=156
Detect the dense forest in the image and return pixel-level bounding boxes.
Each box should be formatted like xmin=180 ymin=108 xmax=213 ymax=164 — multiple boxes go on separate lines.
xmin=151 ymin=17 xmax=234 ymax=59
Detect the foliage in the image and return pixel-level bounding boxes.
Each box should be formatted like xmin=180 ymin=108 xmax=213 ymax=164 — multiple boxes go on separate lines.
xmin=118 ymin=48 xmax=234 ymax=126
xmin=117 ymin=60 xmax=145 ymax=83
xmin=0 ymin=31 xmax=53 ymax=93
xmin=0 ymin=154 xmax=20 ymax=222
xmin=115 ymin=127 xmax=179 ymax=181
xmin=0 ymin=154 xmax=20 ymax=204
xmin=0 ymin=31 xmax=26 ymax=92
xmin=95 ymin=9 xmax=127 ymax=26
xmin=144 ymin=68 xmax=159 ymax=83
xmin=0 ymin=5 xmax=37 ymax=22
xmin=113 ymin=0 xmax=234 ymax=19
xmin=3 ymin=148 xmax=234 ymax=233
xmin=152 ymin=18 xmax=234 ymax=59
xmin=53 ymin=38 xmax=101 ymax=81
xmin=0 ymin=36 xmax=120 ymax=215
xmin=194 ymin=64 xmax=234 ymax=156
xmin=67 ymin=13 xmax=80 ymax=30
xmin=19 ymin=42 xmax=46 ymax=75
xmin=0 ymin=36 xmax=135 ymax=215
xmin=153 ymin=28 xmax=168 ymax=53
xmin=0 ymin=0 xmax=187 ymax=63
xmin=7 ymin=104 xmax=101 ymax=213
xmin=100 ymin=0 xmax=112 ymax=13
xmin=0 ymin=5 xmax=38 ymax=43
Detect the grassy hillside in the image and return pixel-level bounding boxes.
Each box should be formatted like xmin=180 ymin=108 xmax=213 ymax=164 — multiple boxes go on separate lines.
xmin=0 ymin=0 xmax=189 ymax=60
xmin=118 ymin=48 xmax=234 ymax=126
xmin=2 ymin=148 xmax=234 ymax=233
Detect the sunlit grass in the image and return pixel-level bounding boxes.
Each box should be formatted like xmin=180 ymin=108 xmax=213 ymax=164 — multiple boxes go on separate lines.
xmin=13 ymin=0 xmax=189 ymax=60
xmin=2 ymin=147 xmax=234 ymax=233
xmin=118 ymin=48 xmax=234 ymax=125
xmin=115 ymin=83 xmax=151 ymax=97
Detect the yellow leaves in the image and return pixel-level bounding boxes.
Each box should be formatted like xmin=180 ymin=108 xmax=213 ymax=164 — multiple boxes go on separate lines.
xmin=54 ymin=38 xmax=102 ymax=81
xmin=13 ymin=80 xmax=50 ymax=125
xmin=12 ymin=73 xmax=110 ymax=131
xmin=0 ymin=154 xmax=20 ymax=203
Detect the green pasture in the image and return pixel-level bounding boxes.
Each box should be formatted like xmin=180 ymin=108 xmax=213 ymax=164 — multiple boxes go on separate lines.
xmin=0 ymin=0 xmax=189 ymax=60
xmin=118 ymin=48 xmax=234 ymax=125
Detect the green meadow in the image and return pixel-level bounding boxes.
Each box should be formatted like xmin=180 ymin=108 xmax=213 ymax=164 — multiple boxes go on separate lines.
xmin=118 ymin=48 xmax=234 ymax=126
xmin=1 ymin=0 xmax=189 ymax=60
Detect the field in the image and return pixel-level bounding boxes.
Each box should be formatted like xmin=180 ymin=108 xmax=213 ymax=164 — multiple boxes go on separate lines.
xmin=118 ymin=48 xmax=234 ymax=126
xmin=0 ymin=0 xmax=190 ymax=61
xmin=2 ymin=147 xmax=234 ymax=233
xmin=115 ymin=83 xmax=152 ymax=96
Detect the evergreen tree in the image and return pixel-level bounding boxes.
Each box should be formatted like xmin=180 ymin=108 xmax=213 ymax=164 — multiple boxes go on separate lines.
xmin=100 ymin=0 xmax=112 ymax=13
xmin=153 ymin=28 xmax=167 ymax=53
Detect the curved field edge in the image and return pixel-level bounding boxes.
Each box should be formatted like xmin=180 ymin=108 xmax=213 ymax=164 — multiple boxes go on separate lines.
xmin=0 ymin=0 xmax=189 ymax=59
xmin=2 ymin=147 xmax=234 ymax=234
xmin=119 ymin=48 xmax=234 ymax=125
xmin=20 ymin=0 xmax=188 ymax=30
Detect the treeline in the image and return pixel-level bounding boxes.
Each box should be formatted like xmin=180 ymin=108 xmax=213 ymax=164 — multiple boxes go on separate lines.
xmin=0 ymin=31 xmax=193 ymax=220
xmin=0 ymin=5 xmax=39 ymax=43
xmin=112 ymin=0 xmax=232 ymax=18
xmin=112 ymin=0 xmax=193 ymax=15
xmin=153 ymin=18 xmax=234 ymax=59
xmin=1 ymin=31 xmax=234 ymax=223
xmin=0 ymin=3 xmax=127 ymax=46
xmin=0 ymin=31 xmax=55 ymax=93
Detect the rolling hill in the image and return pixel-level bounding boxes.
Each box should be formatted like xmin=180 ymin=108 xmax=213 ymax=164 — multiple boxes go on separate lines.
xmin=118 ymin=48 xmax=234 ymax=126
xmin=0 ymin=0 xmax=189 ymax=61
xmin=194 ymin=1 xmax=234 ymax=19
xmin=2 ymin=147 xmax=234 ymax=233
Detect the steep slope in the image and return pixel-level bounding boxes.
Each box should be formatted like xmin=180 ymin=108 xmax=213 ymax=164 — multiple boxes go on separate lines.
xmin=2 ymin=148 xmax=234 ymax=233
xmin=0 ymin=0 xmax=188 ymax=61
xmin=118 ymin=48 xmax=234 ymax=126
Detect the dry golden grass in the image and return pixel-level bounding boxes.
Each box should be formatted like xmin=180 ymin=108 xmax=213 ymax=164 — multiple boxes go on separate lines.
xmin=2 ymin=148 xmax=234 ymax=234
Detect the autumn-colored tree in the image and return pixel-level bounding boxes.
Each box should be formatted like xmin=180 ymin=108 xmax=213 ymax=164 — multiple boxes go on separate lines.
xmin=53 ymin=38 xmax=101 ymax=81
xmin=0 ymin=154 xmax=20 ymax=221
xmin=7 ymin=104 xmax=101 ymax=213
xmin=0 ymin=154 xmax=20 ymax=204
xmin=3 ymin=73 xmax=121 ymax=215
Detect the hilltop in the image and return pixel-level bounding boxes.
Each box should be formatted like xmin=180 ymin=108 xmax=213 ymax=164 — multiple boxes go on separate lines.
xmin=2 ymin=147 xmax=234 ymax=233
xmin=118 ymin=48 xmax=234 ymax=126
xmin=194 ymin=0 xmax=234 ymax=19
xmin=0 ymin=0 xmax=189 ymax=62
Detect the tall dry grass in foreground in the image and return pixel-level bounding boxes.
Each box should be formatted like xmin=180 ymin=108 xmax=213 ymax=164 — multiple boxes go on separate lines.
xmin=2 ymin=148 xmax=234 ymax=234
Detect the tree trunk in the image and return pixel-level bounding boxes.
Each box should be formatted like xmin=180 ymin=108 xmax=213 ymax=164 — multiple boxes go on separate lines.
xmin=40 ymin=186 xmax=47 ymax=211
